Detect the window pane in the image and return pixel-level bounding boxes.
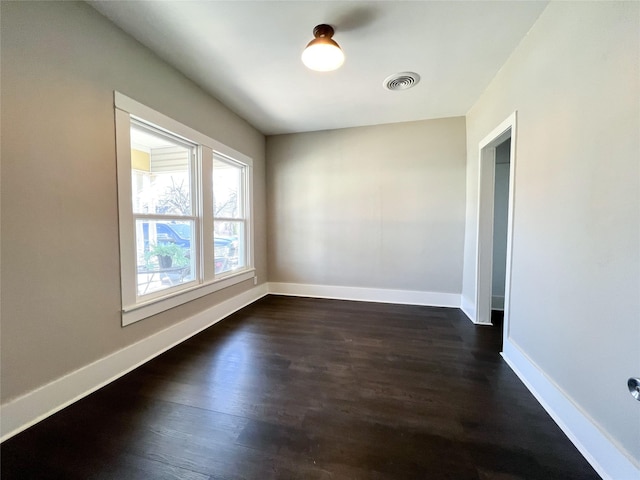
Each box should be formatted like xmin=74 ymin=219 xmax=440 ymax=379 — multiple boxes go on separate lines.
xmin=135 ymin=219 xmax=195 ymax=296
xmin=213 ymin=157 xmax=242 ymax=218
xmin=130 ymin=123 xmax=192 ymax=216
xmin=214 ymin=221 xmax=244 ymax=274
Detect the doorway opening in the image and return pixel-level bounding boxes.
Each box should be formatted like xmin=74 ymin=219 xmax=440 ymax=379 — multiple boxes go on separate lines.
xmin=490 ymin=137 xmax=511 ymax=346
xmin=475 ymin=112 xmax=517 ymax=352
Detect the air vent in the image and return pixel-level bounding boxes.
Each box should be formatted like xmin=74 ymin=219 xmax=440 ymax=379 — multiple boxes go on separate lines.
xmin=383 ymin=72 xmax=420 ymax=91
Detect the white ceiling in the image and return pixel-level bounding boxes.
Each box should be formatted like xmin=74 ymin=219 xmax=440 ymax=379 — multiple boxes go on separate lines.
xmin=89 ymin=1 xmax=548 ymax=135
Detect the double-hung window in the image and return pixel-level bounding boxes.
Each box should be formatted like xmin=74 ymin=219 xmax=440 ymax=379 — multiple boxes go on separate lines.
xmin=213 ymin=155 xmax=248 ymax=275
xmin=115 ymin=93 xmax=254 ymax=325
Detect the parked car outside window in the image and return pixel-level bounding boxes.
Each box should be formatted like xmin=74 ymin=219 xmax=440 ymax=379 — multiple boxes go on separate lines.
xmin=142 ymin=221 xmax=237 ymax=274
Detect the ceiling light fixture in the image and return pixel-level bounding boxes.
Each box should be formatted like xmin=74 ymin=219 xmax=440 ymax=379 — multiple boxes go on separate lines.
xmin=301 ymin=24 xmax=344 ymax=72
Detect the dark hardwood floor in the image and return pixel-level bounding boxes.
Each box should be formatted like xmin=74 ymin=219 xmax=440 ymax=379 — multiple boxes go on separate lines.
xmin=1 ymin=296 xmax=599 ymax=479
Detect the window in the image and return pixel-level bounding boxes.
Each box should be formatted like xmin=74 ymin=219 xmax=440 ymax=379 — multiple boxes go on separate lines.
xmin=115 ymin=92 xmax=254 ymax=325
xmin=130 ymin=121 xmax=197 ymax=298
xmin=213 ymin=155 xmax=247 ymax=275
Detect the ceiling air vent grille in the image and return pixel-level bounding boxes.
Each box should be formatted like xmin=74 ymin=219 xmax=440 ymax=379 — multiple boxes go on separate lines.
xmin=383 ymin=72 xmax=420 ymax=91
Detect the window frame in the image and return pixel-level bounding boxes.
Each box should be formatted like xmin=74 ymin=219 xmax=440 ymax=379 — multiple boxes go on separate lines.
xmin=212 ymin=153 xmax=249 ymax=274
xmin=115 ymin=92 xmax=255 ymax=326
xmin=129 ymin=121 xmax=200 ymax=303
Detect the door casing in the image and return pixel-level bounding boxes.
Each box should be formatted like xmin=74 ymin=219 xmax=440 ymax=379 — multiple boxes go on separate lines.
xmin=474 ymin=112 xmax=517 ymax=345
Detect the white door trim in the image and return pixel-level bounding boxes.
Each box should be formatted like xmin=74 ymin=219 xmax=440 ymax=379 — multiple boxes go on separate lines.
xmin=475 ymin=112 xmax=517 ymax=336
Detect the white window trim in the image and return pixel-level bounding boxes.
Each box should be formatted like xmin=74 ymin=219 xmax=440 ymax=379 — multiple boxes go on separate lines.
xmin=114 ymin=92 xmax=255 ymax=326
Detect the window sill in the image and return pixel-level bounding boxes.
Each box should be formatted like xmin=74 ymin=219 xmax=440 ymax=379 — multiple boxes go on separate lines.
xmin=122 ymin=269 xmax=256 ymax=326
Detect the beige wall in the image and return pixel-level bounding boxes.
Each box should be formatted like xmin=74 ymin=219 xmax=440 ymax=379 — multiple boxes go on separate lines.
xmin=0 ymin=1 xmax=267 ymax=402
xmin=267 ymin=117 xmax=467 ymax=293
xmin=463 ymin=2 xmax=639 ymax=463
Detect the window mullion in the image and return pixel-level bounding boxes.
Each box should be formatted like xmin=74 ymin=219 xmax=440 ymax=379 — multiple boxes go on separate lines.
xmin=244 ymin=165 xmax=253 ymax=274
xmin=191 ymin=146 xmax=202 ymax=284
xmin=201 ymin=146 xmax=215 ymax=281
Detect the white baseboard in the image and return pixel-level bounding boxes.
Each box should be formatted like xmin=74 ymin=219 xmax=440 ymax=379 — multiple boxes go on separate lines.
xmin=0 ymin=283 xmax=268 ymax=443
xmin=502 ymin=338 xmax=639 ymax=480
xmin=268 ymin=282 xmax=461 ymax=308
xmin=460 ymin=295 xmax=476 ymax=322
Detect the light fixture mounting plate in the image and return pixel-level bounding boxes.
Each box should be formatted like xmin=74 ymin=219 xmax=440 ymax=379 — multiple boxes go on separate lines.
xmin=313 ymin=24 xmax=335 ymax=38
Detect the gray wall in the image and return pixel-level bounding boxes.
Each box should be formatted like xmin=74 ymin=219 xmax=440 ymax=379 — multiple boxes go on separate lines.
xmin=267 ymin=118 xmax=467 ymax=293
xmin=491 ymin=140 xmax=510 ymax=309
xmin=462 ymin=2 xmax=639 ymax=463
xmin=0 ymin=1 xmax=267 ymax=403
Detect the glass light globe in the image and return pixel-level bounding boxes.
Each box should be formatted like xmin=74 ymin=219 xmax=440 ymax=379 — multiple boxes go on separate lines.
xmin=302 ymin=42 xmax=345 ymax=72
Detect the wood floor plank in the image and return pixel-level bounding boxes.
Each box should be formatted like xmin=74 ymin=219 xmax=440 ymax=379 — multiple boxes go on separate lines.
xmin=1 ymin=296 xmax=599 ymax=479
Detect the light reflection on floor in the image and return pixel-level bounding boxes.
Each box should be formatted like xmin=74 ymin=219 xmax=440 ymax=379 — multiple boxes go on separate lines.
xmin=207 ymin=329 xmax=259 ymax=413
